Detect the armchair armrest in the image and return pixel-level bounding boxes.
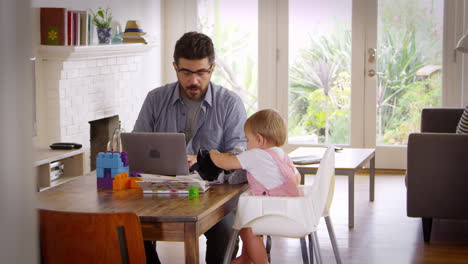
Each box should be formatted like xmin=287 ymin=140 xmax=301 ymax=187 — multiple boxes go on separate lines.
xmin=421 ymin=108 xmax=464 ymax=133
xmin=407 ymin=133 xmax=468 ymax=219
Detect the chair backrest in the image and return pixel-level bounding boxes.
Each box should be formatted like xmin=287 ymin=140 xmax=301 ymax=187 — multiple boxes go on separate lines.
xmin=39 ymin=209 xmax=146 ymax=264
xmin=307 ymin=146 xmax=335 ymax=220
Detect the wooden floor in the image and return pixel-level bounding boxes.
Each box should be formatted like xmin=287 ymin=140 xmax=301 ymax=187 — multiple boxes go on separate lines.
xmin=156 ymin=174 xmax=468 ymax=264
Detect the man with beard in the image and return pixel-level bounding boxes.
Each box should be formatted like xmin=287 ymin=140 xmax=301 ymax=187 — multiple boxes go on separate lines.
xmin=133 ymin=31 xmax=247 ymax=264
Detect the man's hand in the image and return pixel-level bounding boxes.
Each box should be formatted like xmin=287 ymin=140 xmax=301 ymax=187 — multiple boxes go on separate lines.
xmin=188 ymin=154 xmax=197 ymax=168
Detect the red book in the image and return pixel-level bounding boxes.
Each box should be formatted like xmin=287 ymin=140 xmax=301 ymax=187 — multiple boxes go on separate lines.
xmin=72 ymin=12 xmax=78 ymax=46
xmin=40 ymin=8 xmax=66 ymax=45
xmin=67 ymin=11 xmax=72 ymax=45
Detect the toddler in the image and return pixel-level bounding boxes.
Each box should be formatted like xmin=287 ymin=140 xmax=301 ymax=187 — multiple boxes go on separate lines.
xmin=210 ymin=109 xmax=301 ymax=264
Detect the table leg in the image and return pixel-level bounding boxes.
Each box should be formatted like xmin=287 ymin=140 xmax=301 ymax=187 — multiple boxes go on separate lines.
xmin=184 ymin=222 xmax=199 ymax=264
xmin=300 ymin=171 xmax=305 ymax=185
xmin=348 ymin=172 xmax=355 ymax=228
xmin=370 ymin=155 xmax=375 ymax=202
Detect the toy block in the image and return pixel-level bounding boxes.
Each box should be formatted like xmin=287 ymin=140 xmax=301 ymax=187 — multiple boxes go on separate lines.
xmin=97 ymin=177 xmax=113 ymax=189
xmin=96 ymin=152 xmax=129 ymax=188
xmin=113 ymin=172 xmax=130 ymax=191
xmin=112 ymin=172 xmax=142 ymax=191
xmin=121 ymin=152 xmax=129 ymax=166
xmin=96 ymin=152 xmax=124 ymax=169
xmin=111 ymin=167 xmax=129 ymax=177
xmin=129 ymin=177 xmax=142 ymax=189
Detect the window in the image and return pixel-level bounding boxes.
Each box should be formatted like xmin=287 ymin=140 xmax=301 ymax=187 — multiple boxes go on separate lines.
xmin=197 ymin=0 xmax=259 ymax=115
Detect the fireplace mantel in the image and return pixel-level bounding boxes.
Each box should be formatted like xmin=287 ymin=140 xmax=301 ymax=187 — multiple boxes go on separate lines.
xmin=37 ymin=43 xmax=156 ymax=61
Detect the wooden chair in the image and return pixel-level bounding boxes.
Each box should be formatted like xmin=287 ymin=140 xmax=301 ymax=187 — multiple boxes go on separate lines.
xmin=39 ymin=209 xmax=146 ymax=264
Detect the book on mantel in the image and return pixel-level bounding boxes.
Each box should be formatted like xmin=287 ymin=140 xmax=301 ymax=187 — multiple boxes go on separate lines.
xmin=40 ymin=7 xmax=67 ymax=45
xmin=41 ymin=8 xmax=90 ymax=46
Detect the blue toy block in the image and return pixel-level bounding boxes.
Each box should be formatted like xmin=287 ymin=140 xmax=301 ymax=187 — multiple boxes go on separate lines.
xmin=95 ymin=152 xmax=130 ymax=181
xmin=111 ymin=167 xmax=129 ymax=177
xmin=96 ymin=152 xmax=124 ymax=169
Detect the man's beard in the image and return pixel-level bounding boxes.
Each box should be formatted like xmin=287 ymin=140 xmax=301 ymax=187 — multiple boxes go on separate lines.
xmin=182 ymin=84 xmax=205 ymax=100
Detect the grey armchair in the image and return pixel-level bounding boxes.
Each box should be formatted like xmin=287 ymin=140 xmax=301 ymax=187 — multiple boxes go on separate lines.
xmin=407 ymin=107 xmax=468 ymax=242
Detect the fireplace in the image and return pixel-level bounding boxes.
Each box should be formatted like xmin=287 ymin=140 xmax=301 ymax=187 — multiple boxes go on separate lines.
xmin=35 ymin=44 xmax=154 ymax=173
xmin=89 ymin=115 xmax=120 ymax=170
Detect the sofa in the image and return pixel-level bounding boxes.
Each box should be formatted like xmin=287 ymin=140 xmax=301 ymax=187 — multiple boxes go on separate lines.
xmin=407 ymin=107 xmax=468 ymax=242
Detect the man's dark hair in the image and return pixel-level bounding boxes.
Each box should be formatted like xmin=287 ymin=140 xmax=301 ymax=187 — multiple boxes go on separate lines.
xmin=173 ymin=32 xmax=215 ymax=65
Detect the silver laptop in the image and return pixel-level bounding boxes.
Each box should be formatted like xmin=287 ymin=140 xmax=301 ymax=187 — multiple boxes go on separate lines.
xmin=121 ymin=132 xmax=190 ymax=176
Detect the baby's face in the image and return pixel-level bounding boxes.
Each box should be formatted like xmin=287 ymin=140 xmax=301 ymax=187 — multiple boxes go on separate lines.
xmin=245 ymin=130 xmax=262 ymax=150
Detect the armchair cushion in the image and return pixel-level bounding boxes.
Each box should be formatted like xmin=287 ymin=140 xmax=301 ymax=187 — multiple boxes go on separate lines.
xmin=456 ymin=105 xmax=468 ymax=134
xmin=421 ymin=108 xmax=464 ymax=133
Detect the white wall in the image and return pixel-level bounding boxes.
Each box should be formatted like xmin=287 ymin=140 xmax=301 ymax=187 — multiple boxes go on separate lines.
xmin=0 ymin=0 xmax=38 ymax=263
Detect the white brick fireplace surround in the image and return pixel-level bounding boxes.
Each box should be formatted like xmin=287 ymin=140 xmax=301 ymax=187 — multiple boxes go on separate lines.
xmin=36 ymin=44 xmax=155 ymax=172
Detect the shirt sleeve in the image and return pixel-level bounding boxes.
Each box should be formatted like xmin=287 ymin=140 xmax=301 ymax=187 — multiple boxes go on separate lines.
xmin=222 ymin=94 xmax=247 ymax=153
xmin=236 ymin=148 xmax=285 ymax=189
xmin=133 ymin=92 xmax=155 ymax=132
xmin=237 ymin=149 xmax=263 ymax=171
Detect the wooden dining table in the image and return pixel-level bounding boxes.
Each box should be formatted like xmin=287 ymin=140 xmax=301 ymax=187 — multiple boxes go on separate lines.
xmin=36 ymin=176 xmax=248 ymax=264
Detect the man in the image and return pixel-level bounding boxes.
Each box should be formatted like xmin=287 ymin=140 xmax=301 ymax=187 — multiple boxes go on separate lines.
xmin=133 ymin=31 xmax=247 ymax=264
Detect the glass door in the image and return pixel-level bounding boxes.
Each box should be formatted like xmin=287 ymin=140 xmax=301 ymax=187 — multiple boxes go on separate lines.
xmin=286 ymin=0 xmax=444 ymax=168
xmin=364 ymin=0 xmax=444 ymax=168
xmin=192 ymin=0 xmax=445 ymax=169
xmin=288 ymin=0 xmax=352 ymax=146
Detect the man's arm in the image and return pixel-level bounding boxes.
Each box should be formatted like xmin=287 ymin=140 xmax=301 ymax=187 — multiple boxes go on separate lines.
xmin=188 ymin=154 xmax=197 ymax=167
xmin=133 ymin=93 xmax=155 ymax=132
xmin=222 ymin=95 xmax=247 ymax=152
xmin=210 ymin=150 xmax=242 ymax=170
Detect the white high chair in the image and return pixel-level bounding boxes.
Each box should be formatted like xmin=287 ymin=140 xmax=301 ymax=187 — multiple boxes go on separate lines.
xmin=223 ymin=146 xmax=342 ymax=264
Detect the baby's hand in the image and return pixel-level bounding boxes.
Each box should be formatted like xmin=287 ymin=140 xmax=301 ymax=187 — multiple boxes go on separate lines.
xmin=209 ymin=149 xmax=241 ymax=170
xmin=187 ymin=154 xmax=197 ymax=167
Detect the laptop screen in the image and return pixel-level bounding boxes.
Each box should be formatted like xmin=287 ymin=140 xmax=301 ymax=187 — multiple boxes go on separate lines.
xmin=121 ymin=132 xmax=190 ymax=176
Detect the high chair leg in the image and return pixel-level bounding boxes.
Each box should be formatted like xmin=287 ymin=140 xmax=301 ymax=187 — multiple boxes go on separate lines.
xmin=325 ymin=216 xmax=342 ymax=264
xmin=308 ymin=234 xmax=314 ymax=264
xmin=312 ymin=232 xmax=323 ymax=264
xmin=223 ymin=229 xmax=240 ymax=264
xmin=266 ymin=235 xmax=272 ymax=263
xmin=300 ymin=237 xmax=309 ymax=264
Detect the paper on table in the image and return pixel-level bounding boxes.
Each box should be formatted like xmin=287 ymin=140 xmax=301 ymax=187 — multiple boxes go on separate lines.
xmin=137 ymin=172 xmax=210 ymax=194
xmin=290 ymin=155 xmax=322 ymax=165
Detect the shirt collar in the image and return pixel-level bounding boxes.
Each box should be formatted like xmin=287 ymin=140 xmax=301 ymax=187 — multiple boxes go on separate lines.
xmin=172 ymin=82 xmax=213 ymax=107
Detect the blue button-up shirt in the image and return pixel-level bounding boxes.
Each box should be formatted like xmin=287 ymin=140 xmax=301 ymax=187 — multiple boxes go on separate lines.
xmin=133 ymin=82 xmax=247 ymax=154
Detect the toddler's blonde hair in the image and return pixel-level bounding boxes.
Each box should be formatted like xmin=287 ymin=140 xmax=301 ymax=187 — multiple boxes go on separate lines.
xmin=244 ymin=109 xmax=287 ymax=147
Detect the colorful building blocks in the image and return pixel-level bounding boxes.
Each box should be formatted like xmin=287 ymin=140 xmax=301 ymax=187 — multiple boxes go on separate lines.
xmin=96 ymin=152 xmax=129 ymax=189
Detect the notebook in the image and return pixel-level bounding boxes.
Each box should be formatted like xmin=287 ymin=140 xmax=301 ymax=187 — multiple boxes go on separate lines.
xmin=121 ymin=132 xmax=190 ymax=176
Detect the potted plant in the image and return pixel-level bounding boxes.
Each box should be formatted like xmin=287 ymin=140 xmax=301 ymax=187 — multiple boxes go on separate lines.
xmin=89 ymin=7 xmax=113 ymax=44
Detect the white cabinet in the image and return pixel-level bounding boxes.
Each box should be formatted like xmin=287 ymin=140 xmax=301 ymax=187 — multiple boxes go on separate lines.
xmin=34 ymin=147 xmax=84 ymax=191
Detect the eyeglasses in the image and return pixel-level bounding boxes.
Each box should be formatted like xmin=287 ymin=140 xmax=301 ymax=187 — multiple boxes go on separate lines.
xmin=175 ymin=64 xmax=214 ymax=79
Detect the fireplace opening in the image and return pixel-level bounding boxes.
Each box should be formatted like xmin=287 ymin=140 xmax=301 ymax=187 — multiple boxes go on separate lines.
xmin=89 ymin=115 xmax=120 ymax=171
